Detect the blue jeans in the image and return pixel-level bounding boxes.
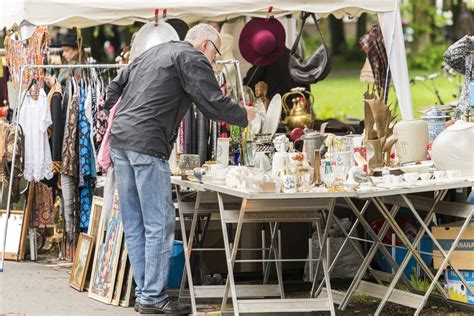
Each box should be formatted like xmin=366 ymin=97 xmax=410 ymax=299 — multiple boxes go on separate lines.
xmin=110 ymin=147 xmax=175 ymax=304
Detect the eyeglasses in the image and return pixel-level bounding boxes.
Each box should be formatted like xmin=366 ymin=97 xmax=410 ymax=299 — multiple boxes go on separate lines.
xmin=207 ymin=39 xmax=222 ymax=56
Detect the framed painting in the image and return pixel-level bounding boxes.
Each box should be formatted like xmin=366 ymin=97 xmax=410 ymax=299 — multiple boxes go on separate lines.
xmin=88 ymin=196 xmax=103 ymax=238
xmin=88 ymin=191 xmax=124 ymax=304
xmin=0 ymin=210 xmax=25 ymax=261
xmin=69 ymin=233 xmax=95 ymax=291
xmin=111 ymin=241 xmax=128 ymax=306
xmin=119 ymin=264 xmax=134 ymax=307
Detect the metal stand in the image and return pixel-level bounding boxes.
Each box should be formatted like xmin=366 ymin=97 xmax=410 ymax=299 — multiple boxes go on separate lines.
xmin=0 ymin=63 xmax=125 ymax=271
xmin=323 ymin=189 xmax=474 ymax=314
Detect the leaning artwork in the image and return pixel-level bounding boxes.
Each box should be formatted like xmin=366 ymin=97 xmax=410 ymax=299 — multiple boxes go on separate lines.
xmin=69 ymin=233 xmax=94 ymax=291
xmin=88 ymin=191 xmax=124 ymax=304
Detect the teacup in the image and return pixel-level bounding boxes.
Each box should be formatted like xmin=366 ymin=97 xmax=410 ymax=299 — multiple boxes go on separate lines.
xmin=419 ymin=173 xmax=432 ymax=182
xmin=208 ymin=163 xmax=225 ymax=172
xmin=403 ymin=172 xmax=419 ymax=184
xmin=434 ymin=170 xmax=447 ymax=180
xmin=390 ymin=175 xmax=402 ymax=184
xmin=446 ymin=170 xmax=462 ymax=179
xmin=214 ymin=168 xmax=228 ymax=179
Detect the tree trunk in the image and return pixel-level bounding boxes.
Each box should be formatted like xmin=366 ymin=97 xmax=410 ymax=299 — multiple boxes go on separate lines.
xmin=356 ymin=13 xmax=367 ymax=42
xmin=329 ymin=15 xmax=346 ymax=55
xmin=411 ymin=0 xmax=432 ymax=55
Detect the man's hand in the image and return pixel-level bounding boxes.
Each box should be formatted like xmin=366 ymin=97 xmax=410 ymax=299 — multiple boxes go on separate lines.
xmin=44 ymin=75 xmax=56 ymax=88
xmin=245 ymin=106 xmax=256 ymax=122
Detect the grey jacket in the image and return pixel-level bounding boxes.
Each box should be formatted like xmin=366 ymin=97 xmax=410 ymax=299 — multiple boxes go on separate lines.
xmin=104 ymin=41 xmax=248 ymax=159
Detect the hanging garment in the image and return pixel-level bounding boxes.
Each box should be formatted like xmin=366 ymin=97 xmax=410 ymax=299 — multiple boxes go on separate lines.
xmin=60 ymin=89 xmax=79 ymax=177
xmin=18 ymin=88 xmax=53 ymax=182
xmin=61 ymin=174 xmax=79 ymax=240
xmin=47 ymin=83 xmax=65 ymax=166
xmin=359 ymin=25 xmax=391 ymax=101
xmin=95 ymin=86 xmax=107 ymax=151
xmin=4 ymin=26 xmax=49 ymax=87
xmin=78 ymin=82 xmax=96 ymax=229
xmin=32 ymin=182 xmax=54 ymax=226
xmin=0 ymin=61 xmax=9 ymax=107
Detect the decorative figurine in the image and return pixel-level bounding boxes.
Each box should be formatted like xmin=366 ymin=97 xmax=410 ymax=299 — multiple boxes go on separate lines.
xmin=255 ymin=81 xmax=270 ymax=110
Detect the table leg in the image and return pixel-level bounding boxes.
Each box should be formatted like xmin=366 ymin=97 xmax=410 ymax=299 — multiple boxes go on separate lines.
xmin=263 ymin=222 xmax=285 ymax=299
xmin=371 ymin=195 xmax=448 ymax=315
xmin=263 ymin=222 xmax=278 ymax=284
xmin=414 ymin=209 xmax=474 ymax=315
xmin=218 ymin=193 xmax=246 ymax=315
xmin=316 ymin=218 xmax=336 ymax=316
xmin=310 ymin=198 xmax=336 ymax=298
xmin=175 ymin=186 xmax=198 ymax=314
xmin=400 ymin=194 xmax=473 ymax=296
xmin=339 ymin=198 xmax=402 ymax=310
xmin=314 ymin=201 xmax=370 ymax=297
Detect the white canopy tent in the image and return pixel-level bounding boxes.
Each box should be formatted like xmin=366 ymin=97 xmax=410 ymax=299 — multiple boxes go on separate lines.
xmin=0 ymin=0 xmax=413 ymax=119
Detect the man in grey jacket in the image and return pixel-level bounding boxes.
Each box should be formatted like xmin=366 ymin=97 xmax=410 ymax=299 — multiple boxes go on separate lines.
xmin=105 ymin=24 xmax=255 ymax=314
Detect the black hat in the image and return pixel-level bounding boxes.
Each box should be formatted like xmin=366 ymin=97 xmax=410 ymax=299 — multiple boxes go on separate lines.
xmin=60 ymin=34 xmax=78 ymax=48
xmin=166 ymin=18 xmax=189 ymax=41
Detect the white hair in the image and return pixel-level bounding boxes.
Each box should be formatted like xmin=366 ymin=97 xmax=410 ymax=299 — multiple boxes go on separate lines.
xmin=185 ymin=23 xmax=221 ymax=44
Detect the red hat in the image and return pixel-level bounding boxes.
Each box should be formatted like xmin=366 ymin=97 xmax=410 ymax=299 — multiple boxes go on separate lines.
xmin=239 ymin=17 xmax=286 ymax=66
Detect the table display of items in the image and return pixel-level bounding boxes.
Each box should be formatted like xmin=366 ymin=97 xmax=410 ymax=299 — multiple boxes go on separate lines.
xmin=175 ymin=114 xmax=474 ymax=193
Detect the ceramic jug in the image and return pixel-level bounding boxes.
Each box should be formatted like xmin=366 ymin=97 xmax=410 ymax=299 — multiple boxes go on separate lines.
xmin=422 ymin=107 xmax=450 ymax=141
xmin=295 ymin=130 xmax=326 ymax=166
xmin=431 ymin=120 xmax=474 ymax=176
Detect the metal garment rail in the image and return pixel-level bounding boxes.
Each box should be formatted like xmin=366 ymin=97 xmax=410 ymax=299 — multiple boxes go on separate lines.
xmin=0 ymin=63 xmax=126 ymax=272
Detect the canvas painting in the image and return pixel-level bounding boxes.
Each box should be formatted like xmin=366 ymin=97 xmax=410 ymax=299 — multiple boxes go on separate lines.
xmin=88 ymin=196 xmax=103 ymax=238
xmin=119 ymin=262 xmax=134 ymax=307
xmin=88 ymin=191 xmax=124 ymax=304
xmin=0 ymin=210 xmax=24 ymax=260
xmin=69 ymin=233 xmax=94 ymax=291
xmin=111 ymin=241 xmax=128 ymax=306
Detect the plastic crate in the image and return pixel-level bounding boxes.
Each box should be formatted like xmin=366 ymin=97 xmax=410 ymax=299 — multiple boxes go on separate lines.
xmin=167 ymin=240 xmax=185 ymax=288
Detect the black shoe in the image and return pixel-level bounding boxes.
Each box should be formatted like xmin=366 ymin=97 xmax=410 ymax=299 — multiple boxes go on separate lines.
xmin=139 ymin=297 xmax=190 ymax=314
xmin=134 ymin=301 xmax=140 ymax=312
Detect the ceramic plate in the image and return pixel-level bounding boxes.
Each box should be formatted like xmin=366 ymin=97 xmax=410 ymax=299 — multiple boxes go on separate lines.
xmin=262 ymin=94 xmax=282 ymax=136
xmin=377 ymin=182 xmax=410 ymax=189
xmin=400 ymin=161 xmax=433 ymax=174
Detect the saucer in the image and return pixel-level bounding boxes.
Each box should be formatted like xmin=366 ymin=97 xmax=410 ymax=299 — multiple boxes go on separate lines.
xmin=377 ymin=182 xmax=409 ymax=189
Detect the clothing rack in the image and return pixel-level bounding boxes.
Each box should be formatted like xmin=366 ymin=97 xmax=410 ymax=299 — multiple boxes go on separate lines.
xmin=0 ymin=63 xmax=126 ymax=272
xmin=0 ymin=47 xmax=92 ymax=56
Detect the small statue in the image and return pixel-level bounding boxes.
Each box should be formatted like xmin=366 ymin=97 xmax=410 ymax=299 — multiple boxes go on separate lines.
xmin=255 ymin=81 xmax=270 ymax=110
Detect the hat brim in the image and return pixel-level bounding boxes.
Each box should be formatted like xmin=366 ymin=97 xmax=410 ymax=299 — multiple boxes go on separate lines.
xmin=239 ymin=17 xmax=286 ymax=66
xmin=166 ymin=18 xmax=189 ymax=41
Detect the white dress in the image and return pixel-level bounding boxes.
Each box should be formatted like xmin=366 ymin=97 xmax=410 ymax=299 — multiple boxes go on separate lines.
xmin=19 ymin=88 xmax=54 ymax=182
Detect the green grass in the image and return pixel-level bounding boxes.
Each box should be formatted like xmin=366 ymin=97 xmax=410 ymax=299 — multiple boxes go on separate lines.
xmin=310 ymin=65 xmax=462 ymax=121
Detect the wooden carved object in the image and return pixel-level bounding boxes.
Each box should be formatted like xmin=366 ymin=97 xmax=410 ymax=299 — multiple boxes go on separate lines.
xmin=363 ymin=94 xmax=398 ymax=167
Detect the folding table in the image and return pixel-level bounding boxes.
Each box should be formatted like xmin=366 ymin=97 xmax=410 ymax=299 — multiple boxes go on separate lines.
xmin=320 ymin=179 xmax=474 ymax=315
xmin=172 ymin=177 xmax=357 ymax=315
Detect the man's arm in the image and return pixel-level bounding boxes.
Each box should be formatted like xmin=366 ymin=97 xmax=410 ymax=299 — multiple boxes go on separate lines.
xmin=176 ymin=50 xmax=249 ymax=127
xmin=104 ymin=66 xmax=130 ymax=111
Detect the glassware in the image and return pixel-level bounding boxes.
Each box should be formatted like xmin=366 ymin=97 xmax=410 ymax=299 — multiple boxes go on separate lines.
xmin=178 ymin=154 xmax=200 ymax=175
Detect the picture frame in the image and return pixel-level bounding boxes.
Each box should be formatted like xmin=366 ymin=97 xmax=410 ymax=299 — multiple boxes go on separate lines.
xmin=119 ymin=264 xmax=134 ymax=307
xmin=69 ymin=233 xmax=95 ymax=291
xmin=88 ymin=191 xmax=124 ymax=304
xmin=88 ymin=196 xmax=103 ymax=238
xmin=111 ymin=241 xmax=128 ymax=306
xmin=0 ymin=210 xmax=26 ymax=261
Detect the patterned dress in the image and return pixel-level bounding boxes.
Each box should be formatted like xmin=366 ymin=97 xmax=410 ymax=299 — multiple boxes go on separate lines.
xmin=78 ymin=82 xmax=96 ymax=228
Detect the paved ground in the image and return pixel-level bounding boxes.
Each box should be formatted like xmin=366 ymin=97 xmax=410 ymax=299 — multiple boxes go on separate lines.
xmin=1 ymin=260 xmax=472 ymax=315
xmin=0 ymin=261 xmax=137 ymax=316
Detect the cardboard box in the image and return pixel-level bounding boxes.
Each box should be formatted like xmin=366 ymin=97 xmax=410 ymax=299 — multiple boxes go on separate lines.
xmin=445 ymin=268 xmax=474 ymax=305
xmin=432 ymin=221 xmax=474 ymax=270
